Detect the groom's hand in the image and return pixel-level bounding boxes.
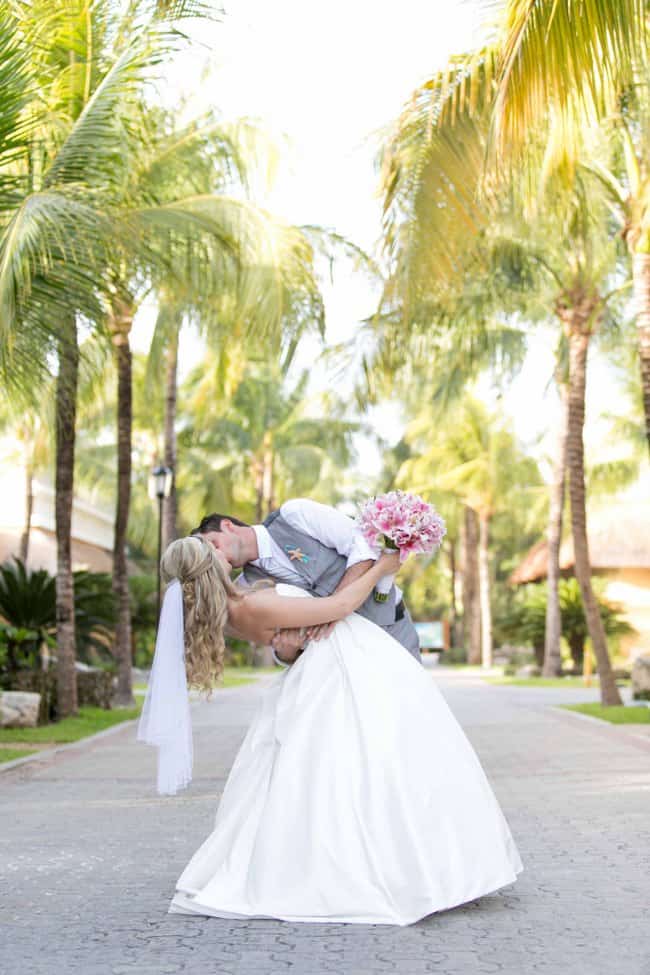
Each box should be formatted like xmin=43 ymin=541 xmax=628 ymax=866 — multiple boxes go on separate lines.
xmin=304 ymin=622 xmax=336 ymax=641
xmin=270 ymin=628 xmax=305 ymax=663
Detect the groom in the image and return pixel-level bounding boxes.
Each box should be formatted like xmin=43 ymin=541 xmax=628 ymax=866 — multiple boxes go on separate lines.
xmin=192 ymin=497 xmax=421 ymax=665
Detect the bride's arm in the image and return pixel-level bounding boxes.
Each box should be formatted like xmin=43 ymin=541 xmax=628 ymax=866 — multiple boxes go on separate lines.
xmin=248 ymin=551 xmax=402 ymax=631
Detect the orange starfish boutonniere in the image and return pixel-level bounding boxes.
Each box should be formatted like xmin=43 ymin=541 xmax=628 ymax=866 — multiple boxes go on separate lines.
xmin=284 ymin=545 xmax=310 ymax=563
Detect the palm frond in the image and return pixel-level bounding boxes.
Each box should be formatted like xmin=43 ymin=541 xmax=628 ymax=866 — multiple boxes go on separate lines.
xmin=490 ymin=0 xmax=648 ymax=149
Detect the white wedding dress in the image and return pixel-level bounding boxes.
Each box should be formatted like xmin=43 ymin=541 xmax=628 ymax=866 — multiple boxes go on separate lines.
xmin=170 ymin=585 xmax=523 ymax=926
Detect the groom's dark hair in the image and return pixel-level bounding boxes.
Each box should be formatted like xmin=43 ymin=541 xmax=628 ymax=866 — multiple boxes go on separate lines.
xmin=191 ymin=513 xmax=250 ymax=535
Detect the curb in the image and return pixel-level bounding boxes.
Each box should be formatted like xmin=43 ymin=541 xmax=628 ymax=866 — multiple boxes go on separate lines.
xmin=0 ymin=716 xmax=139 ymax=773
xmin=0 ymin=673 xmax=278 ymax=776
xmin=552 ymin=704 xmax=650 ymax=753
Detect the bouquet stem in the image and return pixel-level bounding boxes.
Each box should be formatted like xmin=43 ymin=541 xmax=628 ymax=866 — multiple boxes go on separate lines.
xmin=374 ymin=542 xmax=398 ymax=603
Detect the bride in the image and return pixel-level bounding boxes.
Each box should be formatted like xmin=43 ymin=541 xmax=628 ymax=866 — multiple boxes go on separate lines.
xmin=139 ymin=534 xmax=523 ymax=926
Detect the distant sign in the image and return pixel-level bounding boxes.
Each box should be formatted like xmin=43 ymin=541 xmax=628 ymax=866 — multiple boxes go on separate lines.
xmin=414 ymin=621 xmax=444 ymax=649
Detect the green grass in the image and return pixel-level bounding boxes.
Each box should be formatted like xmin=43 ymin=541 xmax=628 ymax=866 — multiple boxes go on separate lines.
xmin=0 ymin=747 xmax=40 ymax=763
xmin=135 ymin=665 xmax=276 ymax=694
xmin=562 ymin=703 xmax=650 ymax=724
xmin=0 ymin=704 xmax=142 ymax=745
xmin=1 ymin=667 xmax=277 ymax=758
xmin=221 ymin=666 xmax=276 ymax=688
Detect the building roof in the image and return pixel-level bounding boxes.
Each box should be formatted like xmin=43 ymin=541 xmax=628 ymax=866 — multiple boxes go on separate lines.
xmin=509 ymin=500 xmax=650 ymax=585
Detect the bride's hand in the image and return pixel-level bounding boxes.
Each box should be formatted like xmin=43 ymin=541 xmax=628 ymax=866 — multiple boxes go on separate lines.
xmin=377 ymin=549 xmax=402 ymax=573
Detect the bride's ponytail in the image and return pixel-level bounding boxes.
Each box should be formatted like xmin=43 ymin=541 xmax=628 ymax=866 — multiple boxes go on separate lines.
xmin=160 ymin=537 xmax=242 ymax=694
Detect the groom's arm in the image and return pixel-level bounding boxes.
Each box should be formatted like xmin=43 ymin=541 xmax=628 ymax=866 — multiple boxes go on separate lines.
xmin=270 ymin=560 xmax=383 ymax=658
xmin=280 ymin=499 xmax=379 ymax=642
xmin=270 ymin=558 xmax=377 ymax=660
xmin=301 ymin=559 xmax=375 ymax=641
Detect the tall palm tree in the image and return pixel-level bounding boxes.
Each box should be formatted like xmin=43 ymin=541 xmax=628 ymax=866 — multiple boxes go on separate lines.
xmin=462 ymin=505 xmax=482 ymax=664
xmin=0 ymin=9 xmax=115 ymax=715
xmin=399 ymin=397 xmax=541 ymax=668
xmin=379 ymin=54 xmax=629 ymax=704
xmin=147 ymin=226 xmax=325 ymax=552
xmin=180 ymin=363 xmax=357 ymax=524
xmin=0 ymin=0 xmax=233 ymax=714
xmin=0 ymin=392 xmax=53 ymax=564
xmin=485 ymin=1 xmax=650 ymax=454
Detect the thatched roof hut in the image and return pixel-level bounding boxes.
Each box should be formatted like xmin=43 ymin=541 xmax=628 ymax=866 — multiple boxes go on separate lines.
xmin=509 ymin=500 xmax=650 ymax=658
xmin=509 ymin=501 xmax=650 ymax=585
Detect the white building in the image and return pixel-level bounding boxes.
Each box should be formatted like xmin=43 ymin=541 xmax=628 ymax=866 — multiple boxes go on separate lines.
xmin=0 ymin=465 xmax=115 ymax=574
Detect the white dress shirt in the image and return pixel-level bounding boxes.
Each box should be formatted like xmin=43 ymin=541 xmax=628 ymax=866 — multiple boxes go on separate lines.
xmin=238 ymin=498 xmax=403 ymax=600
xmin=238 ymin=499 xmax=373 ymax=585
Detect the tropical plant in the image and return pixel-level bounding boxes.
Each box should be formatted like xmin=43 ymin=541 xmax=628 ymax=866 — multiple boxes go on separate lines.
xmin=379 ymin=48 xmax=631 ymax=704
xmin=398 ymin=397 xmax=543 ymax=667
xmin=0 ymin=561 xmax=54 ymax=673
xmin=180 ymin=363 xmax=358 ymax=524
xmin=0 ymin=391 xmax=53 ymax=563
xmin=0 ymin=0 xmax=214 ymax=714
xmin=480 ymin=1 xmax=650 ymax=454
xmin=502 ymin=578 xmax=635 ymax=670
xmin=559 ymin=577 xmax=635 ymax=670
xmin=128 ymin=574 xmax=158 ymax=668
xmin=0 ymin=559 xmax=116 ymax=674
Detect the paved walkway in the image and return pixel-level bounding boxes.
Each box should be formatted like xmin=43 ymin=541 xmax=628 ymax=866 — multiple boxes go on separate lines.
xmin=2 ymin=668 xmax=649 ymax=975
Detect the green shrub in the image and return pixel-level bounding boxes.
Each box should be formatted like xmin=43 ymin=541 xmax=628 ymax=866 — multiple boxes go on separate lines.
xmin=499 ymin=578 xmax=635 ymax=669
xmin=12 ymin=667 xmax=115 ymax=722
xmin=225 ymin=637 xmax=258 ymax=668
xmin=441 ymin=646 xmax=468 ymax=665
xmin=559 ymin=578 xmax=634 ymax=669
xmin=503 ymin=650 xmax=536 ymax=676
xmin=129 ymin=574 xmax=158 ymax=668
xmin=0 ymin=559 xmax=116 ymax=673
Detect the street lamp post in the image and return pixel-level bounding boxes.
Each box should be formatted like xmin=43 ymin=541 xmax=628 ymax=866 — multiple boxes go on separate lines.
xmin=149 ymin=464 xmax=173 ymax=622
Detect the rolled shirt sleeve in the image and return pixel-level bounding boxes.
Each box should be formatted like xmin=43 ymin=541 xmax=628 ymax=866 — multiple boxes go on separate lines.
xmin=280 ymin=498 xmax=378 ymax=568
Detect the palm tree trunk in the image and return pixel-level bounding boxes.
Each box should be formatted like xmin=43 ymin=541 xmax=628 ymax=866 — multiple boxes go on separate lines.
xmin=447 ymin=535 xmax=459 ymax=646
xmin=262 ymin=432 xmax=274 ymax=518
xmin=543 ymin=386 xmax=568 ymax=677
xmin=462 ymin=506 xmax=482 ymax=664
xmin=632 ymin=252 xmax=650 ymax=457
xmin=566 ymin=328 xmax=622 ymax=706
xmin=55 ymin=314 xmax=79 ymax=717
xmin=111 ymin=298 xmax=134 ymax=708
xmin=478 ymin=512 xmax=493 ymax=669
xmin=19 ymin=461 xmax=34 ymax=565
xmin=254 ymin=457 xmax=264 ymax=523
xmin=162 ymin=326 xmax=179 ymax=550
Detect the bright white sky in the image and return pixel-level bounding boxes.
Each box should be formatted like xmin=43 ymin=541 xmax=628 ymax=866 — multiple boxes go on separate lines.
xmin=132 ymin=0 xmax=624 ymax=480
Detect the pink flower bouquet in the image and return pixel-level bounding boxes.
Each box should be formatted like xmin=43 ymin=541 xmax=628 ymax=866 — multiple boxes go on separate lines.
xmin=357 ymin=490 xmax=446 ymax=602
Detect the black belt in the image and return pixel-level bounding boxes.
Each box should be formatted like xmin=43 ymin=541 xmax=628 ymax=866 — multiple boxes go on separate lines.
xmin=395 ymin=600 xmax=405 ymax=622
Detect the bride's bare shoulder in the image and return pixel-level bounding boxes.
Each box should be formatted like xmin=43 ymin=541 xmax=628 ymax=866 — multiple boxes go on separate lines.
xmin=235 ymin=584 xmax=278 ymax=618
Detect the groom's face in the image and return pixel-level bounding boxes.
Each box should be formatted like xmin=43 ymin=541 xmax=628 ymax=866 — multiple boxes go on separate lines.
xmin=201 ymin=521 xmax=246 ymax=570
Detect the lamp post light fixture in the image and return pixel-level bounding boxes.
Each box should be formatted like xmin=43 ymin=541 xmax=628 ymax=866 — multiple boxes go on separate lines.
xmin=149 ymin=463 xmax=173 ymax=622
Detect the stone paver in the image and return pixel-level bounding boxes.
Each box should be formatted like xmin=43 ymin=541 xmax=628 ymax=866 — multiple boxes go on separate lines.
xmin=1 ymin=669 xmax=649 ymax=975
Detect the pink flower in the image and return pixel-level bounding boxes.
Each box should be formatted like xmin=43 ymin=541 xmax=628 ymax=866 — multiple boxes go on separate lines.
xmin=356 ymin=491 xmax=446 ymax=560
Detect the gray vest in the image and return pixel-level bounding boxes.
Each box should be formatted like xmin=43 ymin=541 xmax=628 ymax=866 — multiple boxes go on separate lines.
xmin=243 ymin=509 xmax=400 ymax=627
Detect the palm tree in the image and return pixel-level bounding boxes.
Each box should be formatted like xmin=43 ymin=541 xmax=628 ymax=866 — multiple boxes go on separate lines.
xmin=181 ymin=363 xmax=357 ymax=524
xmin=147 ymin=226 xmax=325 ymax=552
xmin=0 ymin=393 xmax=53 ymax=564
xmin=379 ymin=51 xmax=631 ymax=704
xmin=542 ymin=374 xmax=568 ymax=677
xmin=0 ymin=9 xmax=114 ymax=715
xmin=0 ymin=0 xmax=235 ymax=714
xmin=486 ymin=0 xmax=647 ymax=149
xmin=485 ymin=1 xmax=650 ymax=455
xmin=462 ymin=505 xmax=482 ymax=664
xmin=399 ymin=398 xmax=541 ymax=668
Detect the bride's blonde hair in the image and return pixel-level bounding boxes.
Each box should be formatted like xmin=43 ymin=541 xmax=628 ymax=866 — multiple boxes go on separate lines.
xmin=160 ymin=536 xmax=242 ymax=692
